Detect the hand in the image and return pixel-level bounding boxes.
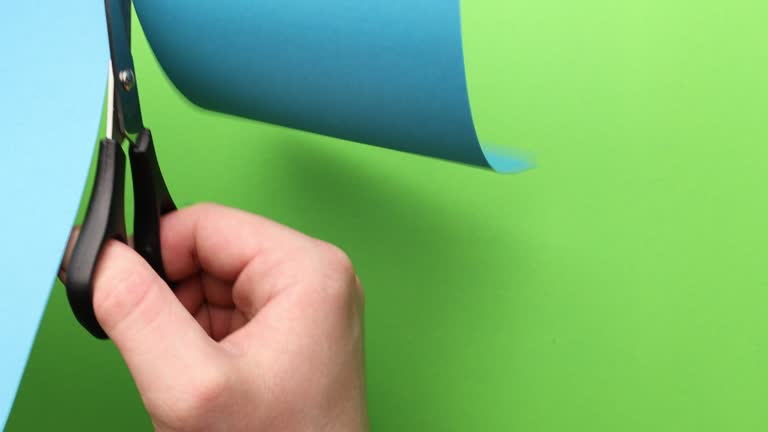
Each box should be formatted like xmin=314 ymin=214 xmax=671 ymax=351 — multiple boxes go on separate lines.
xmin=61 ymin=203 xmax=368 ymax=432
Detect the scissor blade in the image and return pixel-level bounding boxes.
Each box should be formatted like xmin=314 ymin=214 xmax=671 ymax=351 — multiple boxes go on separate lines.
xmin=105 ymin=0 xmax=143 ymax=135
xmin=106 ymin=62 xmax=115 ymax=140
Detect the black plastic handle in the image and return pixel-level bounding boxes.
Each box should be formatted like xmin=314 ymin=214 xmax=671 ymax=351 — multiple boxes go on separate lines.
xmin=65 ymin=138 xmax=127 ymax=340
xmin=129 ymin=128 xmax=176 ymax=281
xmin=65 ymin=129 xmax=176 ymax=339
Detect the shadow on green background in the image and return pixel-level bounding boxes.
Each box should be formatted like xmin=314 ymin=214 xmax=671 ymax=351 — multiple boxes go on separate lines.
xmin=7 ymin=0 xmax=768 ymax=430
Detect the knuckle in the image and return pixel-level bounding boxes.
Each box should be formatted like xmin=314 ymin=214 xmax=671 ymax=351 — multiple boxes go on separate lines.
xmin=172 ymin=369 xmax=229 ymax=428
xmin=316 ymin=240 xmax=355 ymax=277
xmin=232 ymin=253 xmax=290 ymax=316
xmin=189 ymin=371 xmax=228 ymax=410
xmin=312 ymin=241 xmax=360 ymax=304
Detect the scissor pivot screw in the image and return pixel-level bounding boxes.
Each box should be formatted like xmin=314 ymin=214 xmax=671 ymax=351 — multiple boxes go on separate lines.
xmin=119 ymin=69 xmax=135 ymax=91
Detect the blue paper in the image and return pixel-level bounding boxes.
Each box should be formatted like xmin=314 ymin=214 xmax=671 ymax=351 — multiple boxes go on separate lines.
xmin=133 ymin=0 xmax=530 ymax=172
xmin=0 ymin=4 xmax=108 ymax=428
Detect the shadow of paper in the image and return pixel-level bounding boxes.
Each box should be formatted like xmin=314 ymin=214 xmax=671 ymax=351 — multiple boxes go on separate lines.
xmin=256 ymin=138 xmax=531 ymax=427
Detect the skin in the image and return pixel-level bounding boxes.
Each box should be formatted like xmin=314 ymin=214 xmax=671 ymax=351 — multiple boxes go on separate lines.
xmin=60 ymin=203 xmax=368 ymax=432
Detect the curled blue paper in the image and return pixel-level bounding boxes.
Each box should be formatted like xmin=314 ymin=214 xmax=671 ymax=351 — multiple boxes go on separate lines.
xmin=133 ymin=0 xmax=530 ymax=173
xmin=0 ymin=4 xmax=108 ymax=428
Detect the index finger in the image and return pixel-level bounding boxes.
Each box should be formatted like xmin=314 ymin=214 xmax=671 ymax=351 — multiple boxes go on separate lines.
xmin=159 ymin=203 xmax=319 ymax=283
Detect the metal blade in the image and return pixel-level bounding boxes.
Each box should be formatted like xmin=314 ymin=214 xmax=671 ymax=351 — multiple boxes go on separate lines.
xmin=106 ymin=62 xmax=115 ymax=140
xmin=105 ymin=0 xmax=143 ymax=135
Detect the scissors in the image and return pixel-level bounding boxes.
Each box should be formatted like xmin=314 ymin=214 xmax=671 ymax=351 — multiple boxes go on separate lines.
xmin=64 ymin=0 xmax=176 ymax=339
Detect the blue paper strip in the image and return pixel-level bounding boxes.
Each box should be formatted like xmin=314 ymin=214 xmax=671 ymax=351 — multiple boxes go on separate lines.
xmin=133 ymin=0 xmax=530 ymax=172
xmin=0 ymin=4 xmax=108 ymax=428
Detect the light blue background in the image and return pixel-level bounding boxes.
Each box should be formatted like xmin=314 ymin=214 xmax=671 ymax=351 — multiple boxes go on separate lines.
xmin=0 ymin=3 xmax=108 ymax=428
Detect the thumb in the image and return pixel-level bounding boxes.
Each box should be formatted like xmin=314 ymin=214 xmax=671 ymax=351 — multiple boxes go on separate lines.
xmin=91 ymin=240 xmax=221 ymax=394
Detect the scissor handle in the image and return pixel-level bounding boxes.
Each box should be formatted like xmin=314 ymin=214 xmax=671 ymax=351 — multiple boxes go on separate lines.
xmin=65 ymin=138 xmax=127 ymax=340
xmin=130 ymin=128 xmax=176 ymax=281
xmin=64 ymin=129 xmax=176 ymax=339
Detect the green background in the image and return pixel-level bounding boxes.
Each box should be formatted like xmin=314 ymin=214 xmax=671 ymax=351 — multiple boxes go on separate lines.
xmin=7 ymin=0 xmax=768 ymax=430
